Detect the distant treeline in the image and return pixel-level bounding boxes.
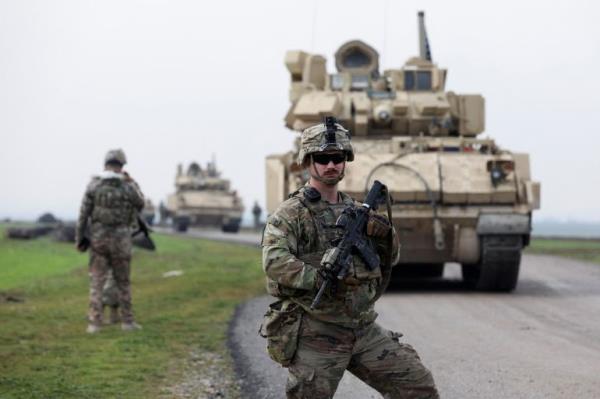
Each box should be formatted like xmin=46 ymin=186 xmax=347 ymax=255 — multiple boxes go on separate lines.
xmin=533 ymin=220 xmax=600 ymax=239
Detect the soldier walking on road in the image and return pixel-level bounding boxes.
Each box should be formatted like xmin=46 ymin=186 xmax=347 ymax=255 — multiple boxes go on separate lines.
xmin=76 ymin=149 xmax=145 ymax=334
xmin=252 ymin=201 xmax=262 ymax=229
xmin=260 ymin=118 xmax=439 ymax=398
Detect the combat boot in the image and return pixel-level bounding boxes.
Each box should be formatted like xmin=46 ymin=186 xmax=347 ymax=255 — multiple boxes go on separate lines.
xmin=86 ymin=324 xmax=102 ymax=334
xmin=121 ymin=322 xmax=143 ymax=331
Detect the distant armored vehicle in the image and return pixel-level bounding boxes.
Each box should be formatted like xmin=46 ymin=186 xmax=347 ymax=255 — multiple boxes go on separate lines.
xmin=266 ymin=12 xmax=541 ymax=291
xmin=164 ymin=161 xmax=244 ymax=233
xmin=142 ymin=199 xmax=156 ymax=226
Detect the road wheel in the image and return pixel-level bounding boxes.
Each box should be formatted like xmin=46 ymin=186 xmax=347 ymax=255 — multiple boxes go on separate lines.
xmin=462 ymin=235 xmax=523 ymax=291
xmin=221 ymin=219 xmax=241 ymax=233
xmin=173 ymin=216 xmax=190 ymax=233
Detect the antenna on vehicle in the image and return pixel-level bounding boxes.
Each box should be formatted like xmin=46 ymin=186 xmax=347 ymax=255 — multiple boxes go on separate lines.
xmin=418 ymin=11 xmax=433 ymax=61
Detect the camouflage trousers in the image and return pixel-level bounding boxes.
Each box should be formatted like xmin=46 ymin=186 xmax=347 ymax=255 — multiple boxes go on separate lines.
xmin=88 ymin=237 xmax=134 ymax=325
xmin=286 ymin=315 xmax=439 ymax=399
xmin=102 ymin=270 xmax=120 ymax=307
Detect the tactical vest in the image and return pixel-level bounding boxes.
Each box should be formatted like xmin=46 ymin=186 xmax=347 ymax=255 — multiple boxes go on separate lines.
xmin=91 ymin=179 xmax=135 ymax=227
xmin=269 ymin=187 xmax=383 ymax=327
xmin=297 ymin=191 xmax=382 ymax=281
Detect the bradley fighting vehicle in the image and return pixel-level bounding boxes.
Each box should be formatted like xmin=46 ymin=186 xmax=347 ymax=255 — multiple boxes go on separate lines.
xmin=265 ymin=12 xmax=541 ymax=291
xmin=164 ymin=160 xmax=244 ymax=233
xmin=141 ymin=199 xmax=156 ymax=226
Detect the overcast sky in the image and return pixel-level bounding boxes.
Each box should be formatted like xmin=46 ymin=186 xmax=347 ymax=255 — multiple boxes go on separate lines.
xmin=1 ymin=0 xmax=599 ymax=223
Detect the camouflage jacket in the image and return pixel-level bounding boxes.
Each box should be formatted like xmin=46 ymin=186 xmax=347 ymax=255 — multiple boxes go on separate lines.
xmin=76 ymin=171 xmax=145 ymax=243
xmin=262 ymin=185 xmax=398 ymax=328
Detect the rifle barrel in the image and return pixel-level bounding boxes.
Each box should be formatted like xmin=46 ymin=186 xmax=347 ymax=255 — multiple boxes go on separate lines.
xmin=310 ymin=278 xmax=330 ymax=310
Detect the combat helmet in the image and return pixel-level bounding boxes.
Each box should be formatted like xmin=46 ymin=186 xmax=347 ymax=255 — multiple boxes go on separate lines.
xmin=104 ymin=149 xmax=127 ymax=166
xmin=298 ymin=116 xmax=354 ymax=165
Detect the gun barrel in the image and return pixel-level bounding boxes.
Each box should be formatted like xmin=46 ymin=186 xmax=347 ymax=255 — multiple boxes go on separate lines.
xmin=418 ymin=11 xmax=433 ymax=61
xmin=310 ymin=278 xmax=330 ymax=310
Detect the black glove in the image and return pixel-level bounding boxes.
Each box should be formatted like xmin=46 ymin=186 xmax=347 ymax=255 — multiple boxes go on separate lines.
xmin=316 ymin=264 xmax=337 ymax=286
xmin=77 ymin=237 xmax=90 ymax=252
xmin=315 ymin=266 xmax=338 ymax=297
xmin=317 ymin=266 xmax=337 ymax=284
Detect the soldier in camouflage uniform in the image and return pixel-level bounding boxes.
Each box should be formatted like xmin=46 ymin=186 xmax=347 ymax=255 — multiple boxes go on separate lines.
xmin=76 ymin=149 xmax=145 ymax=334
xmin=261 ymin=119 xmax=439 ymax=398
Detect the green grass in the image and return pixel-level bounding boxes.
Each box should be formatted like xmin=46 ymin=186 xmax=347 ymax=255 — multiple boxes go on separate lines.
xmin=0 ymin=228 xmax=87 ymax=291
xmin=527 ymin=237 xmax=600 ymax=264
xmin=0 ymin=226 xmax=264 ymax=398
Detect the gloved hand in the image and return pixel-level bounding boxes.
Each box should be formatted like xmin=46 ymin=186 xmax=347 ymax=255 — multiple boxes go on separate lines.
xmin=316 ymin=265 xmax=337 ymax=285
xmin=77 ymin=237 xmax=90 ymax=252
xmin=315 ymin=265 xmax=339 ymax=297
xmin=366 ymin=213 xmax=391 ymax=238
xmin=342 ymin=276 xmax=361 ymax=286
xmin=122 ymin=171 xmax=134 ymax=183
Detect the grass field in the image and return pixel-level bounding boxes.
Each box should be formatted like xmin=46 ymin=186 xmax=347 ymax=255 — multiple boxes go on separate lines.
xmin=527 ymin=237 xmax=600 ymax=264
xmin=0 ymin=226 xmax=264 ymax=399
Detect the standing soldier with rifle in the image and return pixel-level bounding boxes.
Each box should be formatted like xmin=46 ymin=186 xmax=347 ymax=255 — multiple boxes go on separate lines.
xmin=76 ymin=149 xmax=145 ymax=334
xmin=260 ymin=117 xmax=439 ymax=398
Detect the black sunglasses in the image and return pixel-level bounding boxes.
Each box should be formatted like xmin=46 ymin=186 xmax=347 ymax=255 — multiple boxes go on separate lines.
xmin=312 ymin=153 xmax=346 ymax=165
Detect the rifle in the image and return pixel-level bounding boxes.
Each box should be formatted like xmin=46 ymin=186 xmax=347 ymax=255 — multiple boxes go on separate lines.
xmin=132 ymin=214 xmax=156 ymax=251
xmin=310 ymin=180 xmax=388 ymax=310
xmin=132 ymin=214 xmax=151 ymax=238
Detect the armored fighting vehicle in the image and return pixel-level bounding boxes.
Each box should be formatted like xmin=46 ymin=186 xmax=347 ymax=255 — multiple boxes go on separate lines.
xmin=266 ymin=12 xmax=541 ymax=291
xmin=142 ymin=199 xmax=156 ymax=226
xmin=164 ymin=161 xmax=244 ymax=233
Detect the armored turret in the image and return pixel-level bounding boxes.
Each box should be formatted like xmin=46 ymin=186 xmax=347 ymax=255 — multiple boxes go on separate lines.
xmin=284 ymin=21 xmax=483 ymax=137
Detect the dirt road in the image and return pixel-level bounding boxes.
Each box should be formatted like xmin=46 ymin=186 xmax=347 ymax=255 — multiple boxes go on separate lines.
xmin=229 ymin=255 xmax=600 ymax=399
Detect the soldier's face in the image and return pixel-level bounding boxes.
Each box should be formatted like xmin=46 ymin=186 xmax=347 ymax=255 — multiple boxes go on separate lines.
xmin=310 ymin=151 xmax=346 ymax=184
xmin=105 ymin=162 xmax=123 ymax=172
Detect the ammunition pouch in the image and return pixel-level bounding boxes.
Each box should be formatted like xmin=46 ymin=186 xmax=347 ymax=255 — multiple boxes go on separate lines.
xmin=259 ymin=300 xmax=303 ymax=367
